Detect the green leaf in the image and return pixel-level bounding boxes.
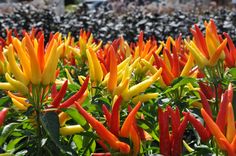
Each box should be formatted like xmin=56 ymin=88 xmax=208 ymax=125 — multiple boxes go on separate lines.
xmin=40 ymin=111 xmax=64 ymax=152
xmin=64 ymin=108 xmax=89 ymax=130
xmin=164 ymin=77 xmax=197 ymax=94
xmin=0 ymin=96 xmax=10 ymax=107
xmin=0 ymin=153 xmax=14 ymax=156
xmin=0 ymin=123 xmax=20 ymax=146
xmin=6 ymin=136 xmax=26 ymax=151
xmin=228 ymin=68 xmax=236 ymax=78
xmin=73 ymin=134 xmax=96 ymax=156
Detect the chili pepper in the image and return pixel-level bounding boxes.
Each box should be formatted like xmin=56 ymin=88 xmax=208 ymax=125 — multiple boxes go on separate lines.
xmin=201 ymin=108 xmax=228 ymax=149
xmin=0 ymin=108 xmax=8 ymax=127
xmin=11 ymin=98 xmax=28 ymax=111
xmin=5 ymin=73 xmax=28 ymax=95
xmin=223 ymin=33 xmax=235 ymax=67
xmin=158 ymin=107 xmax=171 ymax=156
xmin=102 ymin=104 xmax=111 ymax=127
xmin=110 ymin=96 xmax=122 ymax=136
xmin=8 ymin=91 xmax=31 ymax=107
xmin=183 ymin=112 xmax=210 ymax=141
xmin=172 ymin=113 xmax=189 ymax=155
xmin=193 ymin=24 xmax=209 ymax=59
xmin=60 ymin=125 xmax=84 ymax=136
xmin=209 ymin=38 xmax=227 ymax=66
xmin=41 ymin=41 xmax=61 ymax=85
xmin=7 ymin=44 xmax=28 ymax=85
xmin=218 ymin=139 xmax=235 ymax=156
xmin=37 ymin=34 xmax=45 ymax=72
xmin=58 ymin=112 xmax=70 ymax=126
xmin=184 ymin=40 xmax=209 ymax=68
xmin=180 ymin=53 xmax=194 ymax=76
xmin=59 ymin=76 xmax=89 ymax=108
xmin=51 ymin=80 xmax=68 ymax=108
xmin=108 ymin=46 xmax=117 ymax=92
xmin=132 ymin=93 xmax=159 ymax=104
xmin=65 ymin=69 xmax=74 ymax=84
xmin=0 ymin=82 xmax=15 ymax=91
xmin=51 ymin=83 xmax=57 ymax=99
xmin=198 ymin=90 xmax=213 ymax=118
xmin=89 ymin=48 xmax=103 ymax=82
xmin=216 ymin=90 xmax=228 ymax=133
xmin=130 ymin=124 xmax=140 ymax=155
xmin=25 ymin=33 xmax=42 ymax=84
xmin=12 ymin=38 xmax=31 ymax=80
xmin=226 ymin=103 xmax=235 ymax=143
xmin=120 ymin=102 xmax=141 ymax=137
xmin=172 ymin=48 xmax=180 ymax=77
xmin=123 ymin=68 xmax=162 ymax=101
xmin=75 ymin=101 xmax=130 ymax=153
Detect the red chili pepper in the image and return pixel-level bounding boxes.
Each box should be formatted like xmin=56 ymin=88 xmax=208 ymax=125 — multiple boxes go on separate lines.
xmin=59 ymin=76 xmax=89 ymax=108
xmin=96 ymin=139 xmax=109 ymax=152
xmin=0 ymin=108 xmax=8 ymax=127
xmin=108 ymin=46 xmax=117 ymax=92
xmin=38 ymin=34 xmax=45 ymax=73
xmin=184 ymin=112 xmax=210 ymax=141
xmin=193 ymin=24 xmax=209 ymax=59
xmin=172 ymin=46 xmax=180 ymax=77
xmin=120 ymin=102 xmax=142 ymax=138
xmin=158 ymin=107 xmax=171 ymax=156
xmin=198 ymin=82 xmax=214 ymax=99
xmin=75 ymin=101 xmax=130 ymax=153
xmin=110 ymin=96 xmax=122 ymax=136
xmin=172 ymin=113 xmax=189 ymax=155
xmin=198 ymin=90 xmax=213 ymax=118
xmin=216 ymin=90 xmax=228 ymax=133
xmin=51 ymin=83 xmax=57 ymax=99
xmin=102 ymin=104 xmax=111 ymax=128
xmin=51 ymin=80 xmax=68 ymax=108
xmin=167 ymin=106 xmax=180 ymax=138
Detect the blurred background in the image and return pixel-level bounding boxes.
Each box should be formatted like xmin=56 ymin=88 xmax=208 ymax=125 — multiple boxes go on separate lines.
xmin=0 ymin=0 xmax=235 ymax=43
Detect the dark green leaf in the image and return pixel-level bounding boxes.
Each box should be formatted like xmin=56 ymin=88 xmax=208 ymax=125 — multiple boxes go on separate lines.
xmin=40 ymin=111 xmax=64 ymax=152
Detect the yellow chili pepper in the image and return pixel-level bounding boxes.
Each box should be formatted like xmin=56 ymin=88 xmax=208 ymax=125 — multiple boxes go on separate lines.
xmin=60 ymin=125 xmax=84 ymax=136
xmin=5 ymin=73 xmax=28 ymax=95
xmin=7 ymin=44 xmax=28 ymax=85
xmin=11 ymin=98 xmax=28 ymax=111
xmin=183 ymin=140 xmax=194 ymax=152
xmin=113 ymin=78 xmax=129 ymax=96
xmin=86 ymin=49 xmax=95 ymax=81
xmin=8 ymin=91 xmax=31 ymax=107
xmin=184 ymin=40 xmax=209 ymax=68
xmin=25 ymin=34 xmax=42 ymax=84
xmin=132 ymin=93 xmax=159 ymax=104
xmin=41 ymin=41 xmax=62 ymax=85
xmin=89 ymin=48 xmax=103 ymax=82
xmin=58 ymin=112 xmax=71 ymax=127
xmin=12 ymin=38 xmax=31 ymax=80
xmin=180 ymin=53 xmax=194 ymax=76
xmin=65 ymin=68 xmax=74 ymax=84
xmin=123 ymin=68 xmax=162 ymax=101
xmin=0 ymin=82 xmax=15 ymax=91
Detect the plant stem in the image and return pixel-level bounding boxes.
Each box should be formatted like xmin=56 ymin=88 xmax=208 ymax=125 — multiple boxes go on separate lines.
xmin=32 ymin=85 xmax=43 ymax=156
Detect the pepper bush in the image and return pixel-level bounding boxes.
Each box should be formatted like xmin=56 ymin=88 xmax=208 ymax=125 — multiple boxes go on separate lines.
xmin=0 ymin=20 xmax=235 ymax=156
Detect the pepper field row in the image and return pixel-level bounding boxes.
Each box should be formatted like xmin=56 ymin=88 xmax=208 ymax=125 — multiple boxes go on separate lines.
xmin=0 ymin=19 xmax=235 ymax=155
